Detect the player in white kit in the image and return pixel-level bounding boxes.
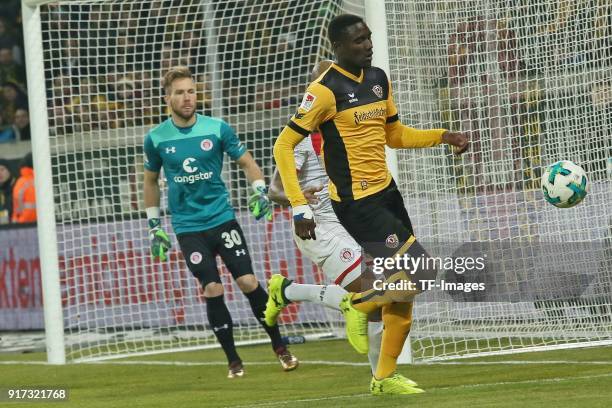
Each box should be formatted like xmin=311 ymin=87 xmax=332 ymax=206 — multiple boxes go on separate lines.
xmin=270 ymin=133 xmax=362 ymax=286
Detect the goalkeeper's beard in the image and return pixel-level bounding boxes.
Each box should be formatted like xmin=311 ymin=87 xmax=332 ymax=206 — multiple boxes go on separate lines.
xmin=171 ymin=103 xmax=196 ymax=122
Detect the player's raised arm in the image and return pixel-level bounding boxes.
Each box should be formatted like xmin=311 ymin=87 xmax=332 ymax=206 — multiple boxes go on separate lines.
xmin=384 ymin=81 xmax=468 ymax=153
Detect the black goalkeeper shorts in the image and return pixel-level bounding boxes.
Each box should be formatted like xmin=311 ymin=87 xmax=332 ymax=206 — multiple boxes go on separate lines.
xmin=331 ymin=180 xmax=415 ymax=259
xmin=176 ymin=219 xmax=254 ymax=287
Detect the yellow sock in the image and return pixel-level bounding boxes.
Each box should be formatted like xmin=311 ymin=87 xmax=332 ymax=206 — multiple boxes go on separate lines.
xmin=350 ymin=292 xmax=385 ymax=314
xmin=375 ymin=301 xmax=413 ymax=379
xmin=350 ymin=269 xmax=418 ymax=314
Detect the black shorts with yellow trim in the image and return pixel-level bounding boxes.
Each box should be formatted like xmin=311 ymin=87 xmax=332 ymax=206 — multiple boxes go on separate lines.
xmin=331 ymin=179 xmax=414 ymax=259
xmin=332 ymin=181 xmax=436 ymax=297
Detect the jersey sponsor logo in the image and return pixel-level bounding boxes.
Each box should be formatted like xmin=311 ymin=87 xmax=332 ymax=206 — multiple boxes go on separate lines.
xmin=372 ymin=85 xmax=383 ymax=98
xmin=299 ymin=92 xmax=316 ymax=112
xmin=173 ymin=171 xmax=213 ymax=184
xmin=182 ymin=158 xmax=198 ymax=173
xmin=348 ymin=92 xmax=358 ymax=103
xmin=340 ymin=248 xmax=355 ymax=263
xmin=165 ymin=146 xmax=176 ymax=154
xmin=190 ymin=251 xmax=202 ymax=264
xmin=385 ymin=233 xmax=399 ymax=249
xmin=200 ymin=139 xmax=213 ymax=151
xmin=354 ymin=107 xmax=386 ymax=125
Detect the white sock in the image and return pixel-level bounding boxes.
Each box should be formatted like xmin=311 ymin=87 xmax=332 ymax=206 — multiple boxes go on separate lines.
xmin=367 ymin=320 xmax=383 ymax=375
xmin=284 ymin=283 xmax=347 ymax=311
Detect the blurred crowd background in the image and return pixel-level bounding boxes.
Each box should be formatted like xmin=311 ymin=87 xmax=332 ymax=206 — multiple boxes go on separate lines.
xmin=0 ymin=0 xmax=609 ymax=226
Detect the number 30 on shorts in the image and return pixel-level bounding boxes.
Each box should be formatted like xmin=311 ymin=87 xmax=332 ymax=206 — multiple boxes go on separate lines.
xmin=221 ymin=229 xmax=243 ymax=248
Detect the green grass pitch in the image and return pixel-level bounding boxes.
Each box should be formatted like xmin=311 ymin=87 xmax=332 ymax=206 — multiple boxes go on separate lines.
xmin=1 ymin=340 xmax=611 ymax=407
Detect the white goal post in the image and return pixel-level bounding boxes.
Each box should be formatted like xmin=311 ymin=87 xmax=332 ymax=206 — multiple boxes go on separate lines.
xmin=21 ymin=0 xmax=610 ymax=365
xmin=22 ymin=0 xmax=65 ymax=365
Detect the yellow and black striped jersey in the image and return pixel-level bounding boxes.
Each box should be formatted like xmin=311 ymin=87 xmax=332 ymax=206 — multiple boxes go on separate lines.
xmin=288 ymin=63 xmax=396 ymax=201
xmin=274 ymin=63 xmax=446 ymax=207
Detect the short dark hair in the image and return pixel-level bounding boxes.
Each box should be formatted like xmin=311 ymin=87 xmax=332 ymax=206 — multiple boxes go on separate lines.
xmin=162 ymin=65 xmax=193 ymax=94
xmin=20 ymin=152 xmax=33 ymax=169
xmin=328 ymin=14 xmax=365 ymax=44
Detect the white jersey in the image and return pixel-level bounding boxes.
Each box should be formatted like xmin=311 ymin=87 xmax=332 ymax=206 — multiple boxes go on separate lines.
xmin=294 ymin=137 xmax=334 ymax=219
xmin=292 ymin=137 xmax=362 ymax=287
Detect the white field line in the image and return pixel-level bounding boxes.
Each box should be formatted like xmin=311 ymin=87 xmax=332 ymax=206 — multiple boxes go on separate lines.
xmin=2 ymin=359 xmax=612 ymax=366
xmin=0 ymin=360 xmax=368 ymax=367
xmin=227 ymin=371 xmax=612 ymax=408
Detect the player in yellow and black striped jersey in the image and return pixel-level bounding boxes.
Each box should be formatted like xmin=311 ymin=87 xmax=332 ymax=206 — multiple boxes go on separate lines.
xmin=273 ymin=14 xmax=468 ymax=395
xmin=274 ymin=25 xmax=467 ymax=236
xmin=284 ymin=58 xmax=445 ymax=203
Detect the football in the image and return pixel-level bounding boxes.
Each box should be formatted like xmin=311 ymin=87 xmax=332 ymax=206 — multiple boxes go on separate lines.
xmin=541 ymin=160 xmax=588 ymax=208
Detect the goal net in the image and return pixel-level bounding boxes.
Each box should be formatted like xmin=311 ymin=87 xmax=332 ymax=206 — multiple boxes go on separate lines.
xmin=385 ymin=0 xmax=611 ymax=360
xmin=25 ymin=0 xmax=610 ymax=363
xmin=30 ymin=0 xmax=357 ymax=362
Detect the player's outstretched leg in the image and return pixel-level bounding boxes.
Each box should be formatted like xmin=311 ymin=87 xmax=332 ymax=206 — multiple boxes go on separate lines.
xmin=265 ymin=274 xmax=349 ymax=325
xmin=339 ymin=293 xmax=369 ymax=354
xmin=265 ymin=274 xmax=292 ymax=326
xmin=266 ymin=274 xmax=368 ymax=355
xmin=243 ymin=280 xmax=299 ymax=372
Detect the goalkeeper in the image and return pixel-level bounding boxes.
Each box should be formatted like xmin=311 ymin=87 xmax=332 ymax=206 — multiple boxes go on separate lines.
xmin=143 ymin=66 xmax=297 ymax=379
xmin=273 ymin=15 xmax=468 ymax=395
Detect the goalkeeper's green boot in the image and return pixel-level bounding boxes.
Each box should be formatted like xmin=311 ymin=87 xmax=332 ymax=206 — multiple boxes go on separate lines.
xmin=339 ymin=293 xmax=368 ymax=354
xmin=264 ymin=274 xmax=291 ymax=326
xmin=370 ymin=373 xmax=425 ymax=396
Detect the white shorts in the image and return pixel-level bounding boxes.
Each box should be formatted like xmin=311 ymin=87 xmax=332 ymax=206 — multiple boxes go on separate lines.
xmin=293 ymin=215 xmax=362 ymax=287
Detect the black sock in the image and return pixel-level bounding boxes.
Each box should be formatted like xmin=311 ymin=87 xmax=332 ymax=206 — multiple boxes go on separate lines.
xmin=206 ymin=294 xmax=240 ymax=364
xmin=245 ymin=283 xmax=285 ymax=352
